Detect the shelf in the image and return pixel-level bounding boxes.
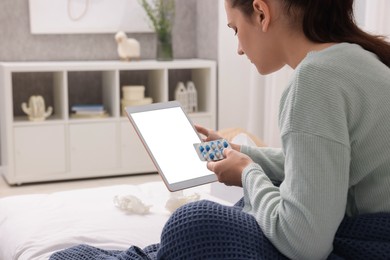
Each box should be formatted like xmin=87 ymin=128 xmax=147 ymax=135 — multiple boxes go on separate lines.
xmin=0 ymin=60 xmax=216 ymax=184
xmin=13 ymin=116 xmax=65 ymax=127
xmin=68 ymin=117 xmax=118 ymax=124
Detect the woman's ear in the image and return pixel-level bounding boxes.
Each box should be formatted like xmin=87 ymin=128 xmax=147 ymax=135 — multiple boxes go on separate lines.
xmin=252 ymin=0 xmax=271 ymax=32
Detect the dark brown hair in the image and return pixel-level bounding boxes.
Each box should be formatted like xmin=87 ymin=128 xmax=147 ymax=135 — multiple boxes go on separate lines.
xmin=229 ymin=0 xmax=390 ymax=67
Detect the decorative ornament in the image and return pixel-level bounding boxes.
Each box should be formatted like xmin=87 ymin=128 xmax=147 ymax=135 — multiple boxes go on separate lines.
xmin=174 ymin=81 xmax=188 ymax=112
xmin=115 ymin=31 xmax=141 ymax=61
xmin=139 ymin=0 xmax=175 ymax=61
xmin=21 ymin=95 xmax=53 ymax=121
xmin=186 ymin=81 xmax=198 ymax=112
xmin=174 ymin=81 xmax=198 ymax=113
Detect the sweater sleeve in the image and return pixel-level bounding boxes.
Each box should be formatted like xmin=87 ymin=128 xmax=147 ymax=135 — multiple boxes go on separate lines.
xmin=240 ymin=146 xmax=285 ymax=183
xmin=242 ymin=133 xmax=350 ymax=260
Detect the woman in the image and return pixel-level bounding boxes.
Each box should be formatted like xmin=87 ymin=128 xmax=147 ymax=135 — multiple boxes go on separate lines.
xmin=51 ymin=0 xmax=390 ymax=259
xmin=192 ymin=0 xmax=390 ymax=259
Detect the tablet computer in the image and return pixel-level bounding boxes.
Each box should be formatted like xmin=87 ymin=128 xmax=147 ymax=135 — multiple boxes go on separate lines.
xmin=125 ymin=101 xmax=217 ymax=191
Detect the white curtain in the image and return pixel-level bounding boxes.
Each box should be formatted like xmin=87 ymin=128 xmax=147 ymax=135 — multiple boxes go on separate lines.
xmin=245 ymin=0 xmax=389 ymax=148
xmin=364 ymin=0 xmax=390 ymax=36
xmin=247 ymin=66 xmax=292 ymax=147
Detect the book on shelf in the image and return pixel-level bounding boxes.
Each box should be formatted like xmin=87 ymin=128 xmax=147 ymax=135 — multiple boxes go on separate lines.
xmin=73 ymin=110 xmax=107 ymax=115
xmin=70 ymin=111 xmax=109 ymax=119
xmin=70 ymin=112 xmax=109 ymax=119
xmin=71 ymin=104 xmax=104 ymax=112
xmin=70 ymin=104 xmax=109 ymax=118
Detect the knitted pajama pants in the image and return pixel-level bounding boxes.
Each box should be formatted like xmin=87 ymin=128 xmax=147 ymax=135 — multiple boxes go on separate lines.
xmin=50 ymin=199 xmax=390 ymax=260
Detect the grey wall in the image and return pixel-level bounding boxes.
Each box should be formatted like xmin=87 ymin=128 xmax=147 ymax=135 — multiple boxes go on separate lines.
xmin=197 ymin=0 xmax=219 ymax=60
xmin=0 ymin=0 xmax=218 ymax=61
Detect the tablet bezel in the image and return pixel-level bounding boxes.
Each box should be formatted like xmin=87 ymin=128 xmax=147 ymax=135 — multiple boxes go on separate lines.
xmin=125 ymin=101 xmax=217 ymax=191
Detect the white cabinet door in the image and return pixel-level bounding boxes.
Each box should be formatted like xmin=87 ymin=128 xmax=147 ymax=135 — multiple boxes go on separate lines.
xmin=70 ymin=122 xmax=118 ymax=172
xmin=120 ymin=122 xmax=155 ymax=173
xmin=14 ymin=125 xmax=66 ymax=176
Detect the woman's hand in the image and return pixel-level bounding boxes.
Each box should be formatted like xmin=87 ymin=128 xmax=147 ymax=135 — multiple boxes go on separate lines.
xmin=194 ymin=124 xmax=222 ymax=142
xmin=207 ymin=148 xmax=253 ymax=187
xmin=194 ymin=124 xmax=241 ymax=151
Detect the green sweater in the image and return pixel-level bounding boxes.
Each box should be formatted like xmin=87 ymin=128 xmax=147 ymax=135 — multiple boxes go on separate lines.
xmin=241 ymin=43 xmax=390 ymax=260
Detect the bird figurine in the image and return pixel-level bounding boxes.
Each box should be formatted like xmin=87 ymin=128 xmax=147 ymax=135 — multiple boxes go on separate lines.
xmin=115 ymin=31 xmax=141 ymax=61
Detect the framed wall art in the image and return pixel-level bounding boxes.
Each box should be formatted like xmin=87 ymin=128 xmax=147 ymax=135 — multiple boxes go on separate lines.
xmin=29 ymin=0 xmax=153 ymax=34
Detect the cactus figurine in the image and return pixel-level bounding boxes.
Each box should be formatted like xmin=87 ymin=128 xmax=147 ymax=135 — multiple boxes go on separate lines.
xmin=21 ymin=95 xmax=53 ymax=121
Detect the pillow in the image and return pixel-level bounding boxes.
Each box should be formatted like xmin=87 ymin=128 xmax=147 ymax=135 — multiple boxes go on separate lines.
xmin=217 ymin=128 xmax=266 ymax=147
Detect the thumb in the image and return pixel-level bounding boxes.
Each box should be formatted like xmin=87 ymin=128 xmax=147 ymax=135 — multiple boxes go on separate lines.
xmin=222 ymin=147 xmax=232 ymax=158
xmin=207 ymin=161 xmax=216 ymax=172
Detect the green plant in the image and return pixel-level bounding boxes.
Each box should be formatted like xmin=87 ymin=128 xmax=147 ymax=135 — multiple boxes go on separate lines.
xmin=139 ymin=0 xmax=175 ymax=41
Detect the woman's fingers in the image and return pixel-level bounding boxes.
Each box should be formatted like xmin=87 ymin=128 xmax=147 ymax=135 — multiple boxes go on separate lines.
xmin=194 ymin=124 xmax=209 ymax=137
xmin=206 ymin=148 xmax=250 ymax=187
xmin=194 ymin=124 xmax=224 ymax=142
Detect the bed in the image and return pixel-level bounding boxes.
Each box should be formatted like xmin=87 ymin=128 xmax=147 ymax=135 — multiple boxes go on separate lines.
xmin=0 ymin=181 xmax=234 ymax=260
xmin=0 ymin=130 xmax=260 ymax=260
xmin=2 ymin=130 xmax=389 ymax=259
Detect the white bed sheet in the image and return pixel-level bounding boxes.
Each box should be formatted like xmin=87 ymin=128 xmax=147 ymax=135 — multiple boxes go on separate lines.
xmin=0 ymin=181 xmax=232 ymax=260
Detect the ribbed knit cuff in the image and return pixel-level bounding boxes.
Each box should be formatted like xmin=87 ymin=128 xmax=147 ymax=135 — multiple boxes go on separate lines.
xmin=241 ymin=162 xmax=264 ymax=187
xmin=241 ymin=163 xmax=265 ymax=213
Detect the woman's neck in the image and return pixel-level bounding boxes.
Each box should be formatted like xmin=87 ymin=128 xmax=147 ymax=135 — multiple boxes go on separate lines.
xmin=282 ymin=33 xmax=336 ymax=69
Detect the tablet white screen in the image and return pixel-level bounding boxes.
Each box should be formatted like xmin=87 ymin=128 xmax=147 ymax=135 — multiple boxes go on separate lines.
xmin=130 ymin=106 xmax=213 ymax=184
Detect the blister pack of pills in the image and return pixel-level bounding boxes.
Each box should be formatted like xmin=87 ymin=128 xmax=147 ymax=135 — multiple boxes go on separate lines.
xmin=193 ymin=139 xmax=231 ymax=161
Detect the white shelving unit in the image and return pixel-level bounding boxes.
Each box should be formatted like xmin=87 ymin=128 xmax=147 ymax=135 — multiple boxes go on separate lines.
xmin=0 ymin=60 xmax=216 ymax=185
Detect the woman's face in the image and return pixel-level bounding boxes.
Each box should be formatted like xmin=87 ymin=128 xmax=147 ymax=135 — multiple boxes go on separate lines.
xmin=224 ymin=0 xmax=285 ymax=75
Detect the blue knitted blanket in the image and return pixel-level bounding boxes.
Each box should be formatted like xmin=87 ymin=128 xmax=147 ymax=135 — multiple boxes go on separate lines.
xmin=50 ymin=199 xmax=390 ymax=260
